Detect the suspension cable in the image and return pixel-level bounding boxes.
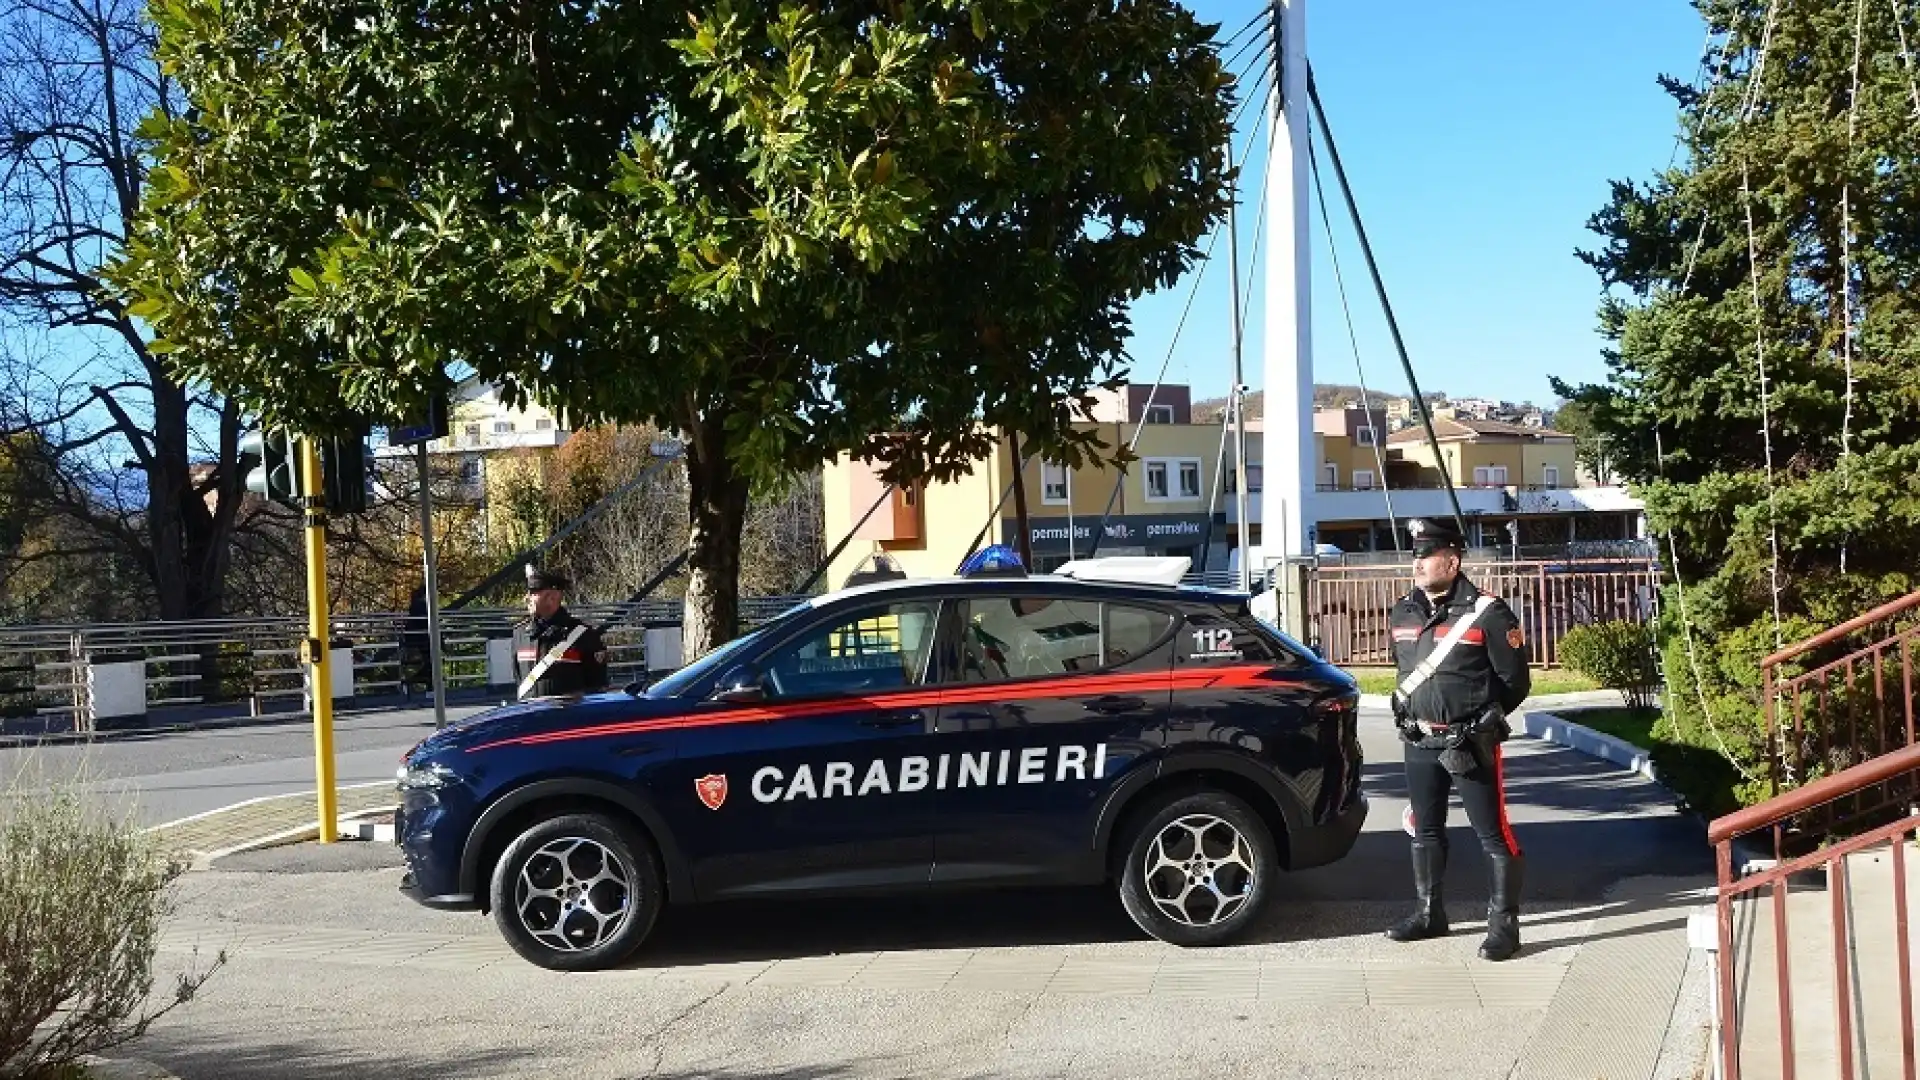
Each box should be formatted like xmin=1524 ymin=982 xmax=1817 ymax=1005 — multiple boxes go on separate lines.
xmin=1308 ymin=138 xmax=1400 ymax=550
xmin=1305 ymin=66 xmax=1467 ymax=539
xmin=1085 ymin=72 xmax=1273 ymax=556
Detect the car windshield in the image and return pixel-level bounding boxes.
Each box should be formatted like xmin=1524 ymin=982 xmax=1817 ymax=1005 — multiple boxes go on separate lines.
xmin=639 ymin=600 xmax=813 ymax=699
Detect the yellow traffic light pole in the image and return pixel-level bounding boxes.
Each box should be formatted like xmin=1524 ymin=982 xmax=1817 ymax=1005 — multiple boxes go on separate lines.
xmin=299 ymin=436 xmax=339 ymax=843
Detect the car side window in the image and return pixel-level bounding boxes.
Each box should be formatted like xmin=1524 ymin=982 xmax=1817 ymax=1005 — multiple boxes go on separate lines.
xmin=762 ymin=601 xmax=942 ymax=698
xmin=1178 ymin=609 xmax=1301 ymax=668
xmin=955 ymin=596 xmax=1105 ymax=682
xmin=1104 ymin=603 xmax=1176 ymax=666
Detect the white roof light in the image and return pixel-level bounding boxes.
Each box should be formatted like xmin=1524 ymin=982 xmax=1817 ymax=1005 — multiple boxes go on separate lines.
xmin=1052 ymin=556 xmax=1192 ymax=587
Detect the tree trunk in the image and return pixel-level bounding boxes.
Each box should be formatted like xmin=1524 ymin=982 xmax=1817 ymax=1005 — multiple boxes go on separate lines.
xmin=143 ymin=368 xmax=243 ymax=699
xmin=681 ymin=422 xmax=751 ymax=659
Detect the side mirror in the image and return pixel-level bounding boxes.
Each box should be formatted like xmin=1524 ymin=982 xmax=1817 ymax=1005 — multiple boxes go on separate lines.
xmin=711 ymin=665 xmax=766 ymax=704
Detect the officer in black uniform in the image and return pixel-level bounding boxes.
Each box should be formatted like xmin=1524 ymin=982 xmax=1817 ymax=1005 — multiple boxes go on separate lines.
xmin=1385 ymin=519 xmax=1532 ymax=961
xmin=515 ymin=564 xmax=610 ymax=699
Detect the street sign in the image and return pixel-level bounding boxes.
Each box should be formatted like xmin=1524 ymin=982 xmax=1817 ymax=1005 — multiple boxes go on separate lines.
xmin=389 ymin=389 xmax=450 ymax=447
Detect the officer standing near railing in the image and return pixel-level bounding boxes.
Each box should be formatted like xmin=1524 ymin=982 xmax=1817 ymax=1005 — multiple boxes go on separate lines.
xmin=1385 ymin=519 xmax=1532 ymax=961
xmin=515 ymin=564 xmax=609 ymax=699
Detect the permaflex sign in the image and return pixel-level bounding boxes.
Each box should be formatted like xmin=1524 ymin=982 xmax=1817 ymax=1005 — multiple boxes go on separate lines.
xmin=1002 ymin=513 xmax=1214 ymax=554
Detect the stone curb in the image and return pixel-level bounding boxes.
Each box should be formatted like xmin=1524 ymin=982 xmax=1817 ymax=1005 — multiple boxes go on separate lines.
xmin=1521 ymin=709 xmax=1660 ymax=783
xmin=1356 ymin=689 xmax=1624 ymax=711
xmin=82 ymin=1055 xmax=183 ymax=1080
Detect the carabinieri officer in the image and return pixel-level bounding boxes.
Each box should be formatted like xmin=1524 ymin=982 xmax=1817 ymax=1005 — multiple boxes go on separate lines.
xmin=515 ymin=564 xmax=609 ymax=699
xmin=1384 ymin=519 xmax=1532 ymax=961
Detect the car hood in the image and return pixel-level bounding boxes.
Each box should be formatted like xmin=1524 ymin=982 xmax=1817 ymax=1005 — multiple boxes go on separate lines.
xmin=406 ymin=691 xmax=687 ymax=760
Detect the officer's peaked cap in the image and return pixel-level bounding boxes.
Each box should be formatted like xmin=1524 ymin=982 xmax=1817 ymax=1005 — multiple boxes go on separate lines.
xmin=1407 ymin=518 xmax=1466 ymax=556
xmin=524 ymin=563 xmax=571 ymax=591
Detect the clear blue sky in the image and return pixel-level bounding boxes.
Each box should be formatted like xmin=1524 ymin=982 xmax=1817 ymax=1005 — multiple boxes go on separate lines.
xmin=1128 ymin=0 xmax=1708 ymax=408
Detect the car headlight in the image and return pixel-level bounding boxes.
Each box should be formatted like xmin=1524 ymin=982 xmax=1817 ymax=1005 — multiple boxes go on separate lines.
xmin=395 ymin=762 xmax=462 ymax=791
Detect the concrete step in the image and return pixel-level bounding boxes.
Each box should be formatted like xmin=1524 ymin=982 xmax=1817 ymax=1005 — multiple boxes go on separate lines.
xmin=1730 ymin=839 xmax=1920 ymax=1080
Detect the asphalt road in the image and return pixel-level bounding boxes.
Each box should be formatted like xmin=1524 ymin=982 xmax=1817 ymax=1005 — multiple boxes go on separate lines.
xmin=0 ymin=702 xmax=491 ymax=825
xmin=115 ymin=707 xmax=1717 ymax=1080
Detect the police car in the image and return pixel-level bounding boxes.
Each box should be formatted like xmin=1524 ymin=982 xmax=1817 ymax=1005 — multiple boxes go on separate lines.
xmin=395 ymin=549 xmax=1367 ymax=971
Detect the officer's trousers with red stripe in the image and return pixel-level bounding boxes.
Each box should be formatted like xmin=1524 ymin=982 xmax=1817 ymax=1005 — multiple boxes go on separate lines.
xmin=1403 ymin=740 xmax=1523 ymax=862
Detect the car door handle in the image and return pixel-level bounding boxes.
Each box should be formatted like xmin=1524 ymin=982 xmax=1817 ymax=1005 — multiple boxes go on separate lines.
xmin=861 ymin=709 xmax=925 ymax=729
xmin=1085 ymin=695 xmax=1147 ymax=715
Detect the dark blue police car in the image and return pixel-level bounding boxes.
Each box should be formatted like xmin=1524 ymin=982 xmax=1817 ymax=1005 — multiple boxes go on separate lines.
xmin=395 ymin=553 xmax=1367 ymax=971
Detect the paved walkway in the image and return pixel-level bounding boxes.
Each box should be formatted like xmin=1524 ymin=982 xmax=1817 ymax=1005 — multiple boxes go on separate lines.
xmin=144 ymin=782 xmax=398 ymax=861
xmin=120 ymin=712 xmax=1718 ymax=1080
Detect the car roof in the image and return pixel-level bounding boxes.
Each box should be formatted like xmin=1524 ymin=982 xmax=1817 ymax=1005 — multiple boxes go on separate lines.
xmin=808 ymin=573 xmax=1249 ymax=610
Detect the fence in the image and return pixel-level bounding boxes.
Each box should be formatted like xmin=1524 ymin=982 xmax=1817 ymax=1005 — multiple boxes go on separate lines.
xmin=0 ymin=596 xmax=806 ymax=735
xmin=1761 ymin=587 xmax=1920 ymax=841
xmin=1307 ymin=559 xmax=1661 ymax=668
xmin=0 ymin=558 xmax=1665 ymax=732
xmin=1704 ymin=586 xmax=1920 ymax=1080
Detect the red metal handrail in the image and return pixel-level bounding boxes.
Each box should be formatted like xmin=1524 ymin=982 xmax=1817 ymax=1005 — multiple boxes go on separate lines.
xmin=1709 ymin=742 xmax=1920 ymax=846
xmin=1714 ymin=715 xmax=1920 ymax=1080
xmin=1763 ymin=587 xmax=1920 ymax=670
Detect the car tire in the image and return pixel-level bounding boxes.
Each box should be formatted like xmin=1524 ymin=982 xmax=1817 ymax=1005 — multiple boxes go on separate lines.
xmin=1117 ymin=789 xmax=1276 ymax=947
xmin=489 ymin=812 xmax=662 ymax=972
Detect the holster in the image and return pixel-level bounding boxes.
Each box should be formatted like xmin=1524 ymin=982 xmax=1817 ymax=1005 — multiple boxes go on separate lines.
xmin=1439 ymin=706 xmax=1511 ymax=776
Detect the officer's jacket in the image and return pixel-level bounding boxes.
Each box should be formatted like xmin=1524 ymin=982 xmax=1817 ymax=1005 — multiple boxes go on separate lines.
xmin=515 ymin=608 xmax=610 ymax=698
xmin=1388 ymin=575 xmax=1531 ymax=724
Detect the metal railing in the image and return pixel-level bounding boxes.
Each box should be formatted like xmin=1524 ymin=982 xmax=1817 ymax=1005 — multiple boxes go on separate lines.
xmin=1705 ymin=590 xmax=1920 ymax=1080
xmin=0 ymin=596 xmax=806 ymax=735
xmin=1761 ymin=587 xmax=1920 ymax=836
xmin=1709 ymin=744 xmax=1920 ymax=1080
xmin=1306 ymin=558 xmax=1659 ymax=668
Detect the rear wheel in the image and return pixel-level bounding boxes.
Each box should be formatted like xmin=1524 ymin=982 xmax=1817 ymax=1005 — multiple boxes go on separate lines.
xmin=489 ymin=813 xmax=662 ymax=971
xmin=1117 ymin=790 xmax=1276 ymax=946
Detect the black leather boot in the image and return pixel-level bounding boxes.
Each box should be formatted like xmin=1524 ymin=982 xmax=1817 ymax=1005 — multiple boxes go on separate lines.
xmin=1386 ymin=843 xmax=1449 ymax=942
xmin=1479 ymin=852 xmax=1524 ymax=961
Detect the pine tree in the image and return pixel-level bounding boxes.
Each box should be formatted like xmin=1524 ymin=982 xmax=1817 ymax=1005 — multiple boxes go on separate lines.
xmin=1561 ymin=0 xmax=1920 ymax=801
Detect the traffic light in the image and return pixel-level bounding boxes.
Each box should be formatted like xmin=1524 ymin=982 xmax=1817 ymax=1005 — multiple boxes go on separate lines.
xmin=239 ymin=429 xmax=300 ymax=507
xmin=319 ymin=430 xmax=373 ymax=514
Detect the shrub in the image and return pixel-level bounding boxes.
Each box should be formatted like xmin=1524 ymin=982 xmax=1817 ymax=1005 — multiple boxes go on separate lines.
xmin=1560 ymin=619 xmax=1661 ymax=710
xmin=0 ymin=776 xmax=222 ymax=1079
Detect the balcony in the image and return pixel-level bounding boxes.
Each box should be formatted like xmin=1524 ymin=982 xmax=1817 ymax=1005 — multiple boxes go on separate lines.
xmin=1223 ymin=486 xmax=1511 ymax=525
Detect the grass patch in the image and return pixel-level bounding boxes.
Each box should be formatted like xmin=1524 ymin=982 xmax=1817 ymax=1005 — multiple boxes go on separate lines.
xmin=1542 ymin=703 xmax=1746 ymax=820
xmin=1551 ymin=706 xmax=1660 ymax=748
xmin=1344 ymin=667 xmax=1602 ymax=698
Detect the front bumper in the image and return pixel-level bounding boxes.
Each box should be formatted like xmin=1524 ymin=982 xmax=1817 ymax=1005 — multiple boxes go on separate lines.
xmin=1287 ymin=791 xmax=1369 ymax=871
xmin=395 ymin=790 xmax=480 ymax=911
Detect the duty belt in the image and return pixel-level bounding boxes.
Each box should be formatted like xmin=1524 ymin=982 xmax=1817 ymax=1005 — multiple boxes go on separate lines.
xmin=1411 ymin=720 xmax=1451 ymax=739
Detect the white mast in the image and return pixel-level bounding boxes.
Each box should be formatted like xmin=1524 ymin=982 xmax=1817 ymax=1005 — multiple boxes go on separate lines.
xmin=1262 ymin=0 xmax=1313 ymax=571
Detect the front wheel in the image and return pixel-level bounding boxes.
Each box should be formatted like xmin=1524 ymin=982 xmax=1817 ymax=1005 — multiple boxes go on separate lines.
xmin=489 ymin=813 xmax=662 ymax=971
xmin=1117 ymin=790 xmax=1277 ymax=947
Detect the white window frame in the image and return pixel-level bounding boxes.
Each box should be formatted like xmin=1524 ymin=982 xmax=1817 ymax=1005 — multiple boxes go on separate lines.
xmin=1353 ymin=469 xmax=1376 ymax=490
xmin=1472 ymin=465 xmax=1509 ymax=487
xmin=1145 ymin=460 xmax=1170 ymax=500
xmin=493 ymin=420 xmax=514 ymax=435
xmin=1143 ymin=457 xmax=1201 ymax=502
xmin=1356 ymin=426 xmax=1378 ymax=447
xmin=535 ymin=417 xmax=554 ymax=431
xmin=1041 ymin=460 xmax=1071 ymax=504
xmin=1543 ymin=465 xmax=1560 ymax=489
xmin=1322 ymin=462 xmax=1339 ymax=489
xmin=1144 ymin=404 xmax=1175 ymax=425
xmin=1177 ymin=460 xmax=1201 ymax=498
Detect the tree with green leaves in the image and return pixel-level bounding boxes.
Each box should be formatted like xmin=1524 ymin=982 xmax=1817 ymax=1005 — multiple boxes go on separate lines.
xmin=112 ymin=0 xmax=1236 ymax=654
xmin=1561 ymin=0 xmax=1920 ymax=796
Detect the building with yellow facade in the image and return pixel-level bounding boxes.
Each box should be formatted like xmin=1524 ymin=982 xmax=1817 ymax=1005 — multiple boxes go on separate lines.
xmin=372 ymin=376 xmax=578 ymax=552
xmin=821 ymin=383 xmax=1645 ymax=587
